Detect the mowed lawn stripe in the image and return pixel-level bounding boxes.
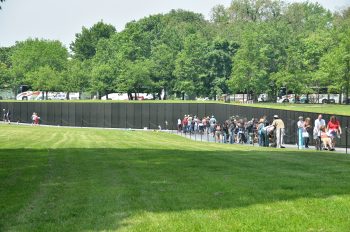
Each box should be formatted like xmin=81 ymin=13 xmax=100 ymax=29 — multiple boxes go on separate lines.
xmin=1 ymin=124 xmax=350 ymax=231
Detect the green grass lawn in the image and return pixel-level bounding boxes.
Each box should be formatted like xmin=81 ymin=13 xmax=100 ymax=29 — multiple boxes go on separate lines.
xmin=1 ymin=125 xmax=350 ymax=231
xmin=239 ymin=103 xmax=350 ymax=116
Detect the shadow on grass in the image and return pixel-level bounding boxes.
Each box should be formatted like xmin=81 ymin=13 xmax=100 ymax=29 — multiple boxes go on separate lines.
xmin=1 ymin=148 xmax=350 ymax=231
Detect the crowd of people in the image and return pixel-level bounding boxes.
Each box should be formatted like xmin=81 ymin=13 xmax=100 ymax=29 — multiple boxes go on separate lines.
xmin=177 ymin=114 xmax=286 ymax=148
xmin=177 ymin=113 xmax=342 ymax=151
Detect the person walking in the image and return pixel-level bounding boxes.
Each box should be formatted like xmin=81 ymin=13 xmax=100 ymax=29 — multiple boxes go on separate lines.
xmin=313 ymin=114 xmax=326 ymax=150
xmin=31 ymin=112 xmax=36 ymax=125
xmin=182 ymin=115 xmax=188 ymax=133
xmin=257 ymin=118 xmax=265 ymax=147
xmin=272 ymin=115 xmax=285 ymax=148
xmin=215 ymin=123 xmax=222 ymax=143
xmin=5 ymin=110 xmax=10 ymax=124
xmin=209 ymin=115 xmax=216 ymax=136
xmin=297 ymin=116 xmax=305 ymax=149
xmin=177 ymin=118 xmax=182 ymax=132
xmin=3 ymin=109 xmax=6 ymax=122
xmin=303 ymin=117 xmax=312 ymax=148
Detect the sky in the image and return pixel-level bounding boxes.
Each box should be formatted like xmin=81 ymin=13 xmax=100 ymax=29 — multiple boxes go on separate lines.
xmin=0 ymin=0 xmax=349 ymax=48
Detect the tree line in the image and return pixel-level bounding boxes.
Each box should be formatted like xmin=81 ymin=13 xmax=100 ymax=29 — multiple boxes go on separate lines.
xmin=0 ymin=0 xmax=349 ymax=102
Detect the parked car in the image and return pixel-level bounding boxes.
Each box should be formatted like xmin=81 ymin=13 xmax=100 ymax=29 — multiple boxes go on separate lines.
xmin=343 ymin=98 xmax=350 ymax=104
xmin=277 ymin=97 xmax=289 ymax=103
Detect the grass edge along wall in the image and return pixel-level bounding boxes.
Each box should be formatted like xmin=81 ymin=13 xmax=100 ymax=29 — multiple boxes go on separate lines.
xmin=0 ymin=102 xmax=349 ymax=147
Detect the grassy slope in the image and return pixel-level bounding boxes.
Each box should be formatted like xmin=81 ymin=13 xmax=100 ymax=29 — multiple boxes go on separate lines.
xmin=239 ymin=103 xmax=350 ymax=116
xmin=1 ymin=125 xmax=350 ymax=231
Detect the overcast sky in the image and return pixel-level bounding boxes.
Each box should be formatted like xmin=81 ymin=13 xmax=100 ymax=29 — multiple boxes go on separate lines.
xmin=0 ymin=0 xmax=349 ymax=48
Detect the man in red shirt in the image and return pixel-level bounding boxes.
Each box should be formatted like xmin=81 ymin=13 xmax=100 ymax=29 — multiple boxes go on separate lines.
xmin=327 ymin=116 xmax=342 ymax=148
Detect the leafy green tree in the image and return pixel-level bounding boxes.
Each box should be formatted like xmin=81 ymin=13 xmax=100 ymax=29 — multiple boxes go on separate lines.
xmin=173 ymin=34 xmax=209 ymax=99
xmin=0 ymin=62 xmax=8 ymax=88
xmin=10 ymin=39 xmax=68 ymax=95
xmin=318 ymin=9 xmax=350 ymax=103
xmin=26 ymin=65 xmax=62 ymax=99
xmin=283 ymin=2 xmax=333 ymax=35
xmin=61 ymin=59 xmax=90 ymax=99
xmin=0 ymin=46 xmax=13 ymax=89
xmin=91 ymin=63 xmax=116 ymax=99
xmin=4 ymin=3 xmax=347 ymax=103
xmin=228 ymin=24 xmax=270 ymax=100
xmin=149 ymin=43 xmax=176 ymax=99
xmin=205 ymin=39 xmax=239 ymax=99
xmin=211 ymin=4 xmax=230 ymax=23
xmin=117 ymin=59 xmax=153 ymax=99
xmin=0 ymin=47 xmax=13 ymax=67
xmin=70 ymin=21 xmax=116 ymax=60
xmin=227 ymin=0 xmax=284 ymax=23
xmin=11 ymin=39 xmax=68 ymax=74
xmin=271 ymin=37 xmax=312 ymax=99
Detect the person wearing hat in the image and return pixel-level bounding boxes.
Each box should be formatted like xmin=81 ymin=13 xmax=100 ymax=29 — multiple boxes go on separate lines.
xmin=272 ymin=115 xmax=285 ymax=148
xmin=297 ymin=116 xmax=305 ymax=149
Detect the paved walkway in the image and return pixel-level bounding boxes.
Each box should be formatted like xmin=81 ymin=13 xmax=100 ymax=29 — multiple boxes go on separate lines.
xmin=165 ymin=130 xmax=349 ymax=154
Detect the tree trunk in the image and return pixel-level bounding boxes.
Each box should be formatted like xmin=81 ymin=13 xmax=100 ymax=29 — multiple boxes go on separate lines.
xmin=182 ymin=92 xmax=185 ymax=100
xmin=163 ymin=88 xmax=167 ymax=100
xmin=253 ymin=93 xmax=258 ymax=102
xmin=134 ymin=92 xmax=137 ymax=100
xmin=271 ymin=85 xmax=277 ymax=102
xmin=45 ymin=91 xmax=48 ymax=100
xmin=66 ymin=92 xmax=70 ymax=100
